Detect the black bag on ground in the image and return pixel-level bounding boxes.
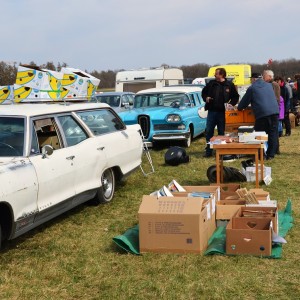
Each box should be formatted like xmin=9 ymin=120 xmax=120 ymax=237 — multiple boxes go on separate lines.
xmin=165 ymin=146 xmax=190 ymax=166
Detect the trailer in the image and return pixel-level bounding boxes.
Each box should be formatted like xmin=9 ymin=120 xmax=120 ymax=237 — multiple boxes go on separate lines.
xmin=207 ymin=64 xmax=251 ymax=86
xmin=115 ymin=67 xmax=184 ymax=93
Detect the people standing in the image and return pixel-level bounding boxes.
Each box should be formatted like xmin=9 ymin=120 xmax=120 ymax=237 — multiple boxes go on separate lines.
xmin=274 ymin=76 xmax=291 ymax=136
xmin=238 ymin=73 xmax=279 ymax=160
xmin=263 ymin=70 xmax=281 ymax=154
xmin=201 ymin=68 xmax=239 ymax=157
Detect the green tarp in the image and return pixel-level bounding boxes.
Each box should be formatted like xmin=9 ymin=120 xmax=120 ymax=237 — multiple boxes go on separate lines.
xmin=112 ymin=200 xmax=294 ymax=257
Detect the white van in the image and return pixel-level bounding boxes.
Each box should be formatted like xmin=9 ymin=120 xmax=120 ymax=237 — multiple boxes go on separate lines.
xmin=115 ymin=67 xmax=184 ymax=93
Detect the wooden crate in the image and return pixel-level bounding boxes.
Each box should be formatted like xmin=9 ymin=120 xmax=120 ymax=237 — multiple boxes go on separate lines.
xmin=243 ymin=109 xmax=255 ymax=123
xmin=225 ymin=110 xmax=244 ymax=124
xmin=225 ymin=122 xmax=254 ymax=133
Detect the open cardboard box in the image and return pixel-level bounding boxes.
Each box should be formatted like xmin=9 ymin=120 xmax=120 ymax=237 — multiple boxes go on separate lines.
xmin=233 ymin=206 xmax=278 ymax=234
xmin=172 ymin=191 xmax=216 ymax=239
xmin=216 ymin=200 xmax=246 ymax=220
xmin=226 ymin=216 xmax=272 ymax=256
xmin=139 ymin=195 xmax=209 ymax=254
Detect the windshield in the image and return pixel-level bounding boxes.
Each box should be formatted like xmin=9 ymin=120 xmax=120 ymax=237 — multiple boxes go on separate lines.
xmin=93 ymin=95 xmax=121 ymax=107
xmin=134 ymin=93 xmax=190 ymax=108
xmin=0 ymin=117 xmax=25 ymax=156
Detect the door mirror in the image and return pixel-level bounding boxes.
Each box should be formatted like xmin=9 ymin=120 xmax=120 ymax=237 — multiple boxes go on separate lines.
xmin=42 ymin=145 xmax=54 ymax=158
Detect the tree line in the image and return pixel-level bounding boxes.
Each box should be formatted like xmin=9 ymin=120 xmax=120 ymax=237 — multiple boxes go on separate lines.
xmin=1 ymin=59 xmax=300 ymax=89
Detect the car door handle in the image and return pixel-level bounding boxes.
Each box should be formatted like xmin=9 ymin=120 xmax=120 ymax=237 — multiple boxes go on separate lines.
xmin=66 ymin=155 xmax=75 ymax=160
xmin=97 ymin=147 xmax=105 ymax=151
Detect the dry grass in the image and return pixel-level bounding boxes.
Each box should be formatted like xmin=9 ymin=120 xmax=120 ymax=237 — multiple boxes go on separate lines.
xmin=0 ymin=127 xmax=299 ymax=299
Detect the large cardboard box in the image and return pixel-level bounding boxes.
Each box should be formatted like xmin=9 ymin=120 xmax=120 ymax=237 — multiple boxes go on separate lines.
xmin=226 ymin=216 xmax=272 ymax=256
xmin=242 ymin=165 xmax=271 ymax=182
xmin=172 ymin=191 xmax=216 ymax=239
xmin=139 ymin=195 xmax=208 ymax=253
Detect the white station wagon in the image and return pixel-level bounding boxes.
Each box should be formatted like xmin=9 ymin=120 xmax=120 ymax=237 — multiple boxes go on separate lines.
xmin=0 ymin=102 xmax=143 ymax=248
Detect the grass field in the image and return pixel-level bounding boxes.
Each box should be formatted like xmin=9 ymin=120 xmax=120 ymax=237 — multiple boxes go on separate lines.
xmin=0 ymin=127 xmax=299 ymax=299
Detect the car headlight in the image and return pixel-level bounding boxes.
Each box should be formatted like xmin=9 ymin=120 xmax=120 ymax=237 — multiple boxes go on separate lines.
xmin=167 ymin=114 xmax=181 ymax=122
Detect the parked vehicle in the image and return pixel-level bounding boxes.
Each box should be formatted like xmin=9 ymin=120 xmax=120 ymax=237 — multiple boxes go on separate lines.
xmin=0 ymin=102 xmax=143 ymax=248
xmin=91 ymin=92 xmax=135 ymax=113
xmin=115 ymin=67 xmax=184 ymax=93
xmin=118 ymin=86 xmax=207 ymax=147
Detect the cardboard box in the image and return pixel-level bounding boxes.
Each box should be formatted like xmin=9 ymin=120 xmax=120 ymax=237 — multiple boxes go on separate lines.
xmin=172 ymin=191 xmax=216 ymax=239
xmin=238 ymin=131 xmax=268 ymax=143
xmin=226 ymin=216 xmax=272 ymax=256
xmin=289 ymin=113 xmax=296 ymax=128
xmin=139 ymin=195 xmax=208 ymax=253
xmin=233 ymin=206 xmax=278 ymax=234
xmin=216 ymin=200 xmax=246 ymax=220
xmin=248 ymin=188 xmax=270 ymax=201
xmin=210 ymin=183 xmax=241 ymax=200
xmin=242 ymin=165 xmax=271 ymax=182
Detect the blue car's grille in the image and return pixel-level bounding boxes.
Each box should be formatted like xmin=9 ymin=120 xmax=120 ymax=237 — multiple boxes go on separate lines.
xmin=138 ymin=115 xmax=150 ymax=139
xmin=154 ymin=124 xmax=181 ymax=130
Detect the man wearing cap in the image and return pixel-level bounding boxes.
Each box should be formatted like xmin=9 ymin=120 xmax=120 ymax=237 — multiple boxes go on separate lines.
xmin=238 ymin=72 xmax=279 ymax=160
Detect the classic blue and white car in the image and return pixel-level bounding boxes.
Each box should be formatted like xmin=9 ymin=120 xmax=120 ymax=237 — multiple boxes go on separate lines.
xmin=0 ymin=102 xmax=143 ymax=248
xmin=118 ymin=86 xmax=207 ymax=147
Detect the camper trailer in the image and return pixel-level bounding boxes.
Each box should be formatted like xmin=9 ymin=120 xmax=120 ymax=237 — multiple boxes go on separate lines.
xmin=115 ymin=67 xmax=184 ymax=93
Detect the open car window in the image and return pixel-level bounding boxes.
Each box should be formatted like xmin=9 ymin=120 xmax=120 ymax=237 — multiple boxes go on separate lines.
xmin=76 ymin=109 xmax=125 ymax=135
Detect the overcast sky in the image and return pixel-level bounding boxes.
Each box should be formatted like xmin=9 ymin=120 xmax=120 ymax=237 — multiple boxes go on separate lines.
xmin=1 ymin=0 xmax=300 ymax=72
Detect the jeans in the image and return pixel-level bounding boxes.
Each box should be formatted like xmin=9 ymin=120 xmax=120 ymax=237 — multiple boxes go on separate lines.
xmin=255 ymin=114 xmax=279 ymax=158
xmin=205 ymin=111 xmax=225 ymax=154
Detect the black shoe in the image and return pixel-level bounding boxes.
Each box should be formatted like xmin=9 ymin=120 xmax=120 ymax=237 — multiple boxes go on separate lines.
xmin=276 ymin=150 xmax=281 ymax=155
xmin=266 ymin=156 xmax=274 ymax=160
xmin=285 ymin=133 xmax=291 ymax=136
xmin=203 ymin=153 xmax=213 ymax=158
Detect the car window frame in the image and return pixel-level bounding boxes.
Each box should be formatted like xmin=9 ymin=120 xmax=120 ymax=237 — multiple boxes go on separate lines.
xmin=0 ymin=115 xmax=26 ymax=157
xmin=74 ymin=108 xmax=126 ymax=136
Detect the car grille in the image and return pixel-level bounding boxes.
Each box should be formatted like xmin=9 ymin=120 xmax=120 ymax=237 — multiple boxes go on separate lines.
xmin=154 ymin=124 xmax=181 ymax=130
xmin=138 ymin=115 xmax=150 ymax=139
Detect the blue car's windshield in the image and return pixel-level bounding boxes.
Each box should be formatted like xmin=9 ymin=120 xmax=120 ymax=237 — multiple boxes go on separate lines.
xmin=92 ymin=95 xmax=121 ymax=107
xmin=0 ymin=117 xmax=25 ymax=156
xmin=134 ymin=93 xmax=190 ymax=108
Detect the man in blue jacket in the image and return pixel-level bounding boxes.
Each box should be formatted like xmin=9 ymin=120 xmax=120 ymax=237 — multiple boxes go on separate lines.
xmin=238 ymin=73 xmax=279 ymax=160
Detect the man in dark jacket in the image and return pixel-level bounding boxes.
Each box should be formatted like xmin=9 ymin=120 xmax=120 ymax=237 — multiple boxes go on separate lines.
xmin=201 ymin=68 xmax=239 ymax=157
xmin=238 ymin=73 xmax=279 ymax=160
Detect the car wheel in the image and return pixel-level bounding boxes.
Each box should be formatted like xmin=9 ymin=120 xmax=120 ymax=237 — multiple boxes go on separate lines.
xmin=183 ymin=127 xmax=192 ymax=148
xmin=93 ymin=168 xmax=115 ymax=205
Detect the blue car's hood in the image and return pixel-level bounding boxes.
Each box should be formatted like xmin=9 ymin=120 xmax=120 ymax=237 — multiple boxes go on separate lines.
xmin=119 ymin=106 xmax=185 ymax=121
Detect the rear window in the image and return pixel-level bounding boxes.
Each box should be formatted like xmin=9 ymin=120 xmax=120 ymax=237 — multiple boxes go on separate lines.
xmin=0 ymin=117 xmax=25 ymax=156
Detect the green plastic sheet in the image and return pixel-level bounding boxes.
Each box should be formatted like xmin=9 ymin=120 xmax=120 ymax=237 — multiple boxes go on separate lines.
xmin=112 ymin=200 xmax=293 ymax=257
xmin=204 ymin=199 xmax=294 ymax=258
xmin=112 ymin=224 xmax=140 ymax=255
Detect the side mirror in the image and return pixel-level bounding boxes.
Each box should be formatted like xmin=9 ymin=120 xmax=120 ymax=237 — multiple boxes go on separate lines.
xmin=42 ymin=144 xmax=54 ymax=158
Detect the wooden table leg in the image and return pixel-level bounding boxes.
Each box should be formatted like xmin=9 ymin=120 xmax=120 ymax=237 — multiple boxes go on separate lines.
xmin=216 ymin=151 xmax=220 ymax=184
xmin=255 ymin=152 xmax=259 ymax=188
xmin=260 ymin=147 xmax=264 ymax=183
